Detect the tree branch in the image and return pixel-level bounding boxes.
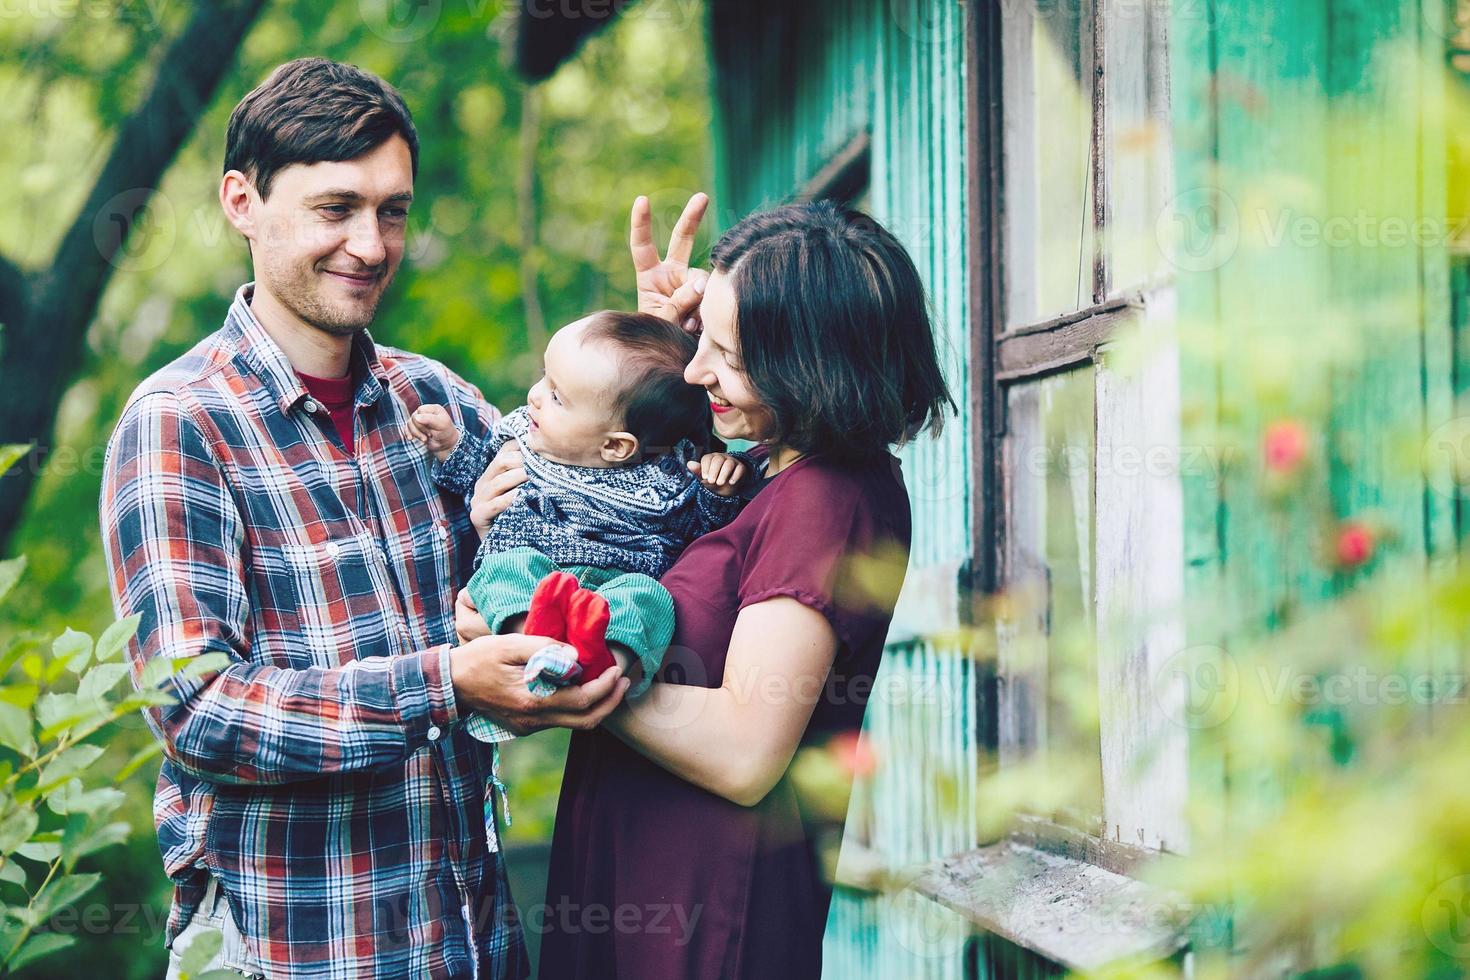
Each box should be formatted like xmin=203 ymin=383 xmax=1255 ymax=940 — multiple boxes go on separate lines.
xmin=0 ymin=251 xmax=29 ymax=349
xmin=0 ymin=0 xmax=269 ymax=550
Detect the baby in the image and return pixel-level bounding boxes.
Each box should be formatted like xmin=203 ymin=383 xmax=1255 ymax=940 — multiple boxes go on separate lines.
xmin=412 ymin=310 xmax=756 ymax=742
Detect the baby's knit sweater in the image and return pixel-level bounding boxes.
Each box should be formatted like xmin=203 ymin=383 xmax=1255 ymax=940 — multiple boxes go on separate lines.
xmin=433 ymin=407 xmax=755 ymax=579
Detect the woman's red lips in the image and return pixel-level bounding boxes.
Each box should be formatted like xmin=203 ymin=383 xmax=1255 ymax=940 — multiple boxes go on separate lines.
xmin=709 ymin=400 xmax=732 ymax=415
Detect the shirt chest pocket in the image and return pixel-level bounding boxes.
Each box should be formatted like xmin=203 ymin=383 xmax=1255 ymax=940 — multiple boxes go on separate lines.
xmin=396 ymin=516 xmax=458 ymax=642
xmin=250 ymin=531 xmax=401 ymax=668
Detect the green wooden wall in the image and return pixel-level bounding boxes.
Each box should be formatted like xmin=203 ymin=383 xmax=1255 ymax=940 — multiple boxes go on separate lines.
xmin=1174 ymin=0 xmax=1460 ymax=633
xmin=1176 ymin=0 xmax=1463 ymax=608
xmin=707 ymin=0 xmax=1466 ymax=974
xmin=708 ymin=1 xmax=980 ymax=977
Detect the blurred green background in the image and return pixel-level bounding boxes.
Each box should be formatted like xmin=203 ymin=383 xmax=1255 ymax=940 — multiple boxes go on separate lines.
xmin=0 ymin=2 xmax=711 ymax=974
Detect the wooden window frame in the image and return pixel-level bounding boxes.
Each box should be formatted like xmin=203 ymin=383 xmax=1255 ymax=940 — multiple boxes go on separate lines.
xmin=933 ymin=0 xmax=1191 ymax=967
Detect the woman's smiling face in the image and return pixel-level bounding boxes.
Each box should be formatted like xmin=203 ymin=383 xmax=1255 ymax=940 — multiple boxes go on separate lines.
xmin=683 ymin=271 xmax=774 ymax=444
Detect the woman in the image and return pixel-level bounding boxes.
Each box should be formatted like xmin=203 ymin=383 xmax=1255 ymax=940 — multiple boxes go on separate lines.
xmin=469 ymin=198 xmax=952 ymax=978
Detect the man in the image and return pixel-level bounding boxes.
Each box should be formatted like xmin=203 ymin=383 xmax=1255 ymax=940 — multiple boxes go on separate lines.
xmin=99 ymin=58 xmax=630 ymax=979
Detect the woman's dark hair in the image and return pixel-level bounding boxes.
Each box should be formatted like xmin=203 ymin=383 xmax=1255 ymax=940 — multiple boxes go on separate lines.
xmin=709 ymin=200 xmax=953 ymax=463
xmin=224 ymin=58 xmax=419 ymax=200
xmin=581 ymin=311 xmax=711 ymax=457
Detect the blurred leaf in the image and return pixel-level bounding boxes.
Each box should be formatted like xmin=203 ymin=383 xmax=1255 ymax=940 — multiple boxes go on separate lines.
xmin=52 ymin=628 xmax=92 ymax=673
xmin=0 ymin=445 xmax=28 ymax=481
xmin=0 ymin=557 xmax=24 ymax=607
xmin=177 ymin=927 xmax=223 ymax=975
xmin=15 ymin=842 xmax=59 ymax=864
xmin=27 ymin=872 xmax=100 ymax=924
xmin=117 ymin=689 xmax=176 ymax=711
xmin=137 ymin=657 xmax=175 ymax=690
xmin=77 ymin=662 xmax=129 ymax=706
xmin=0 ymin=702 xmax=34 ymax=759
xmin=60 ymin=818 xmax=128 ymax=867
xmin=0 ymin=637 xmax=40 ymax=681
xmin=37 ymin=745 xmax=104 ymax=790
xmin=0 ymin=859 xmax=24 ymax=887
xmin=0 ymin=809 xmax=37 ymax=856
xmin=114 ymin=741 xmax=162 ymax=783
xmin=46 ymin=781 xmax=125 ymax=818
xmin=93 ymin=615 xmax=139 ymax=664
xmin=0 ymin=685 xmax=41 ymax=710
xmin=8 ymin=930 xmax=75 ymax=969
xmin=34 ymin=693 xmax=84 ymax=738
xmin=175 ymin=652 xmax=233 ymax=684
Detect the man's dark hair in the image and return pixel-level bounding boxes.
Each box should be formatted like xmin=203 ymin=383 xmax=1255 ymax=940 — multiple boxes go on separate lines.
xmin=581 ymin=311 xmax=710 ymax=457
xmin=709 ymin=200 xmax=954 ymax=463
xmin=224 ymin=58 xmax=419 ymax=200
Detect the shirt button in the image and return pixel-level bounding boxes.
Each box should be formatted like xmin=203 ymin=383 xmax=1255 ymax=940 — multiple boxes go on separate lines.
xmin=427 ymin=725 xmax=442 ymax=741
xmin=324 ymin=541 xmax=341 ymax=558
xmin=303 ymin=399 xmax=321 ymax=414
xmin=437 ymin=523 xmax=450 ymax=541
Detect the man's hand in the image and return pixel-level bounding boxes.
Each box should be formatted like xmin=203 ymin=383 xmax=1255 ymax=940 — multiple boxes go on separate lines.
xmin=469 ymin=443 xmax=528 ymax=537
xmin=450 ymin=633 xmax=630 ymax=736
xmin=630 ymin=193 xmax=711 ymax=334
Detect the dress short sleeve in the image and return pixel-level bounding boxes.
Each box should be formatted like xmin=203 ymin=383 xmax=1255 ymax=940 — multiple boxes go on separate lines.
xmin=736 ymin=457 xmax=907 ymax=654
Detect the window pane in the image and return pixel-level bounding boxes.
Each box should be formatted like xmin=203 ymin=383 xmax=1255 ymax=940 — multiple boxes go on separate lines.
xmin=1000 ymin=368 xmax=1103 ymax=830
xmin=1002 ymin=0 xmax=1097 ymax=326
xmin=1104 ymin=0 xmax=1170 ymax=293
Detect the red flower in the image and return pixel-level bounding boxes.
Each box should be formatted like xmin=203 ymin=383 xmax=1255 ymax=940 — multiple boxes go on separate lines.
xmin=829 ymin=732 xmax=878 ymax=778
xmin=1335 ymin=521 xmax=1375 ymax=569
xmin=1263 ymin=419 xmax=1309 ymax=474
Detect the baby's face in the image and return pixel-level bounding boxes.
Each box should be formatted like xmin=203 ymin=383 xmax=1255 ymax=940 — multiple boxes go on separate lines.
xmin=524 ymin=316 xmax=627 ymax=467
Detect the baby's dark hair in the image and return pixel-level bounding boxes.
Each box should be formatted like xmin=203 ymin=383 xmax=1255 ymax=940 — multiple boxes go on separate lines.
xmin=581 ymin=311 xmax=710 ymax=457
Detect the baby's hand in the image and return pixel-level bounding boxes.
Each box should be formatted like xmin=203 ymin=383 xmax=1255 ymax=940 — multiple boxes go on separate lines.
xmin=688 ymin=452 xmax=747 ymax=497
xmin=408 ymin=404 xmax=461 ymax=460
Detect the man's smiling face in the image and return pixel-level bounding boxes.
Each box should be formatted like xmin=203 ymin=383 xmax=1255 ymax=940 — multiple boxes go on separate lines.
xmin=246 ymin=135 xmax=413 ymax=335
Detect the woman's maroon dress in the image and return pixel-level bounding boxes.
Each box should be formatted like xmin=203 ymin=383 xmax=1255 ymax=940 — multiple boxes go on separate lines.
xmin=537 ymin=452 xmax=912 ymax=980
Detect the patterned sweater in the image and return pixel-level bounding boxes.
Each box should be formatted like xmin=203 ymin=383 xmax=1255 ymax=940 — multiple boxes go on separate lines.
xmin=433 ymin=407 xmax=755 ymax=579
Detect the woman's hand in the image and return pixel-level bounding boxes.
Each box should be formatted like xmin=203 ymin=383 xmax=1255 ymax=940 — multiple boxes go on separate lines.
xmin=469 ymin=442 xmax=528 ymax=537
xmin=630 ymin=193 xmax=711 ymax=334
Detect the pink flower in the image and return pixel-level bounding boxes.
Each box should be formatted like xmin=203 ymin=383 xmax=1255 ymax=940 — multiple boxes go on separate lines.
xmin=1263 ymin=419 xmax=1309 ymax=474
xmin=1335 ymin=521 xmax=1375 ymax=569
xmin=829 ymin=732 xmax=878 ymax=778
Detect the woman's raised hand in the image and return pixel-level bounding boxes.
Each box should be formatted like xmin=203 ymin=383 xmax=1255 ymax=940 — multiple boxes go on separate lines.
xmin=630 ymin=193 xmax=710 ymax=334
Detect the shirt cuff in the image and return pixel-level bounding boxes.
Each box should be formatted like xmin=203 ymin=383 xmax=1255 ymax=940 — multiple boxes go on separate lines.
xmin=393 ymin=644 xmax=460 ymax=744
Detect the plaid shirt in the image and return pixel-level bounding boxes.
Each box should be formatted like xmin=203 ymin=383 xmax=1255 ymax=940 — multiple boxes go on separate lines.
xmin=100 ymin=285 xmax=529 ymax=979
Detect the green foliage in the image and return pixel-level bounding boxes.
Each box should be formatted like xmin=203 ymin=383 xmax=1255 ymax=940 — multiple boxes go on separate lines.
xmin=0 ymin=446 xmax=187 ymax=976
xmin=1 ymin=3 xmax=710 ymax=974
